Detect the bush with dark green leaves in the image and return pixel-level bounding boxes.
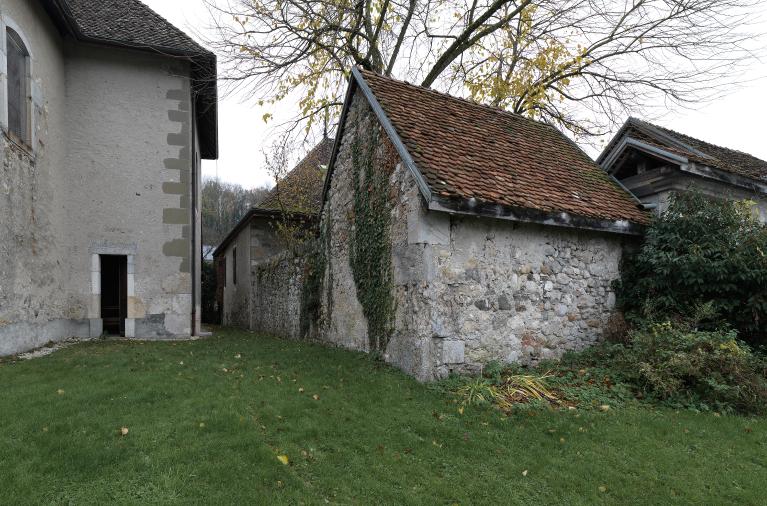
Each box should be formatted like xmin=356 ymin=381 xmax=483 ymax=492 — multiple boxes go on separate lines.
xmin=554 ymin=310 xmax=767 ymax=414
xmin=621 ymin=321 xmax=767 ymax=414
xmin=616 ymin=192 xmax=767 ymax=344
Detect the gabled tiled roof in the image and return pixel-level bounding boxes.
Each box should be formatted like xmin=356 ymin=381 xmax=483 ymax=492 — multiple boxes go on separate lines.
xmin=59 ymin=0 xmax=210 ymax=55
xmin=259 ymin=138 xmax=334 ymax=214
xmin=42 ymin=0 xmax=218 ymax=159
xmin=356 ymin=69 xmax=648 ymax=226
xmin=626 ymin=118 xmax=767 ymax=182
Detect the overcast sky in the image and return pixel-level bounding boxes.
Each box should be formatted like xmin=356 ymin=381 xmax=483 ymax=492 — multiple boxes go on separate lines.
xmin=142 ymin=0 xmax=767 ymax=191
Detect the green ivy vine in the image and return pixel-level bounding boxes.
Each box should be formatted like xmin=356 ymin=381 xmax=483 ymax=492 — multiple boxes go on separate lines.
xmin=300 ymin=202 xmax=331 ymax=339
xmin=349 ymin=124 xmax=396 ymax=352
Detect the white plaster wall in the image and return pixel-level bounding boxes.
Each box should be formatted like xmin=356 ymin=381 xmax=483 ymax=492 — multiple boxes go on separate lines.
xmin=61 ymin=43 xmax=195 ymax=338
xmin=221 ymin=226 xmax=252 ymax=328
xmin=0 ymin=0 xmax=73 ymax=355
xmin=0 ymin=0 xmax=200 ymax=355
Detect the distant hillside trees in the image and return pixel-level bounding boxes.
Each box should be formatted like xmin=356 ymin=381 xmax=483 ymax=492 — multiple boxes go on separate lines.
xmin=201 ymin=178 xmax=270 ymax=247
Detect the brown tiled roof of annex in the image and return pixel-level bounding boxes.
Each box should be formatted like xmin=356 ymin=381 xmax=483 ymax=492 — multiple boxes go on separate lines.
xmin=259 ymin=137 xmax=334 ymax=214
xmin=357 ymin=69 xmax=649 ymax=225
xmin=628 ymin=119 xmax=767 ymax=182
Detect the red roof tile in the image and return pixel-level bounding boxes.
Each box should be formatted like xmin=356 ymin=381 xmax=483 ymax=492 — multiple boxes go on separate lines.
xmin=358 ymin=69 xmax=649 ymax=225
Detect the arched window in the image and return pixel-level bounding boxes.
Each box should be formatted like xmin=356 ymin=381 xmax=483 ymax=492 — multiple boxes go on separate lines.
xmin=6 ymin=27 xmax=29 ymax=145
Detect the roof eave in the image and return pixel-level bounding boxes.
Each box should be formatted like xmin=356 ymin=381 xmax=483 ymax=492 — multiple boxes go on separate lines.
xmin=212 ymin=207 xmax=315 ymax=257
xmin=681 ymin=162 xmax=767 ymax=195
xmin=602 ymin=133 xmax=767 ymax=195
xmin=601 ymin=136 xmax=690 ymax=174
xmin=429 ymin=196 xmax=647 ymax=236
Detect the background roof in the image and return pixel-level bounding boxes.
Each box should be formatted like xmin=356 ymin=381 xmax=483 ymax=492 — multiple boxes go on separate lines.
xmin=259 ymin=138 xmax=334 ymax=214
xmin=624 ymin=118 xmax=767 ymax=183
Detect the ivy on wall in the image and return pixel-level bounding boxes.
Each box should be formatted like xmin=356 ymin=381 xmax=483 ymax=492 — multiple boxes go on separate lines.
xmin=349 ymin=123 xmax=398 ymax=352
xmin=300 ymin=209 xmax=331 ymax=339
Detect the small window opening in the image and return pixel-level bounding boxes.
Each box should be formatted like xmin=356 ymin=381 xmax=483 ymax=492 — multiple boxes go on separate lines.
xmin=232 ymin=247 xmax=237 ymax=285
xmin=6 ymin=27 xmax=30 ymax=146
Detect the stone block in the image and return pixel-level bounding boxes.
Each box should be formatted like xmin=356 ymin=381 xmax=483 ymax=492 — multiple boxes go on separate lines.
xmin=407 ymin=207 xmax=450 ymax=245
xmin=125 ymin=318 xmax=136 ymax=338
xmin=89 ymin=318 xmax=103 ymax=338
xmin=474 ymin=299 xmax=490 ymax=311
xmin=442 ymin=340 xmax=465 ymax=364
xmin=498 ymin=294 xmax=512 ymax=311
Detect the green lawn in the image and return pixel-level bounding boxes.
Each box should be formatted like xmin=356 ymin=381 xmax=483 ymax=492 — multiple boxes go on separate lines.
xmin=1 ymin=328 xmax=765 ymax=505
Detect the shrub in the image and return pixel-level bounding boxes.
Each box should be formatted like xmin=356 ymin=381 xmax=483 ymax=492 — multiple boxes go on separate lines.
xmin=615 ymin=192 xmax=767 ymax=345
xmin=617 ymin=321 xmax=767 ymax=414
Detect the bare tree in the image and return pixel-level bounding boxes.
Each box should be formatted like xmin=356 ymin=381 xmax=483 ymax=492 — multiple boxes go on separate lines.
xmin=204 ymin=0 xmax=763 ymax=140
xmin=260 ymin=135 xmax=329 ymax=251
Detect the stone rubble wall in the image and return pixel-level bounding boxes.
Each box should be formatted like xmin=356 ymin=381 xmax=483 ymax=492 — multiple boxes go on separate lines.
xmin=250 ymin=253 xmax=305 ymax=339
xmin=318 ymin=89 xmax=375 ymax=352
xmin=236 ymin=84 xmax=632 ymax=382
xmin=314 ymin=85 xmax=631 ymax=380
xmin=416 ymin=216 xmax=627 ymax=379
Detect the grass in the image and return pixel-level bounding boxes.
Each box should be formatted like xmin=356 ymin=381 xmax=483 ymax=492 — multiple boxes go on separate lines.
xmin=1 ymin=327 xmax=766 ymax=505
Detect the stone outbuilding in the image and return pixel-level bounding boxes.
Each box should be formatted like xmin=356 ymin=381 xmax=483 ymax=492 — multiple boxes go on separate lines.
xmin=0 ymin=0 xmax=217 ymax=355
xmin=599 ymin=117 xmax=767 ymax=221
xmin=219 ymin=68 xmax=649 ymax=381
xmin=311 ymin=68 xmax=649 ymax=380
xmin=214 ymin=138 xmax=332 ymax=332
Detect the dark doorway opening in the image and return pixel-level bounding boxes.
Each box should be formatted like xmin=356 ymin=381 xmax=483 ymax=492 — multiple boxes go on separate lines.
xmin=101 ymin=255 xmax=128 ymax=336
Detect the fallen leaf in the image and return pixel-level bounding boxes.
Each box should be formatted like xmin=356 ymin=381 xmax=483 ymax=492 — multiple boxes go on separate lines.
xmin=458 ymin=406 xmax=464 ymax=415
xmin=120 ymin=427 xmax=129 ymax=436
xmin=276 ymin=455 xmax=289 ymax=465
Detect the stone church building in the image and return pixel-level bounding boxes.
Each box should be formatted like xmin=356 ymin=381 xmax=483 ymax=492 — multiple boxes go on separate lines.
xmin=0 ymin=0 xmax=217 ymax=356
